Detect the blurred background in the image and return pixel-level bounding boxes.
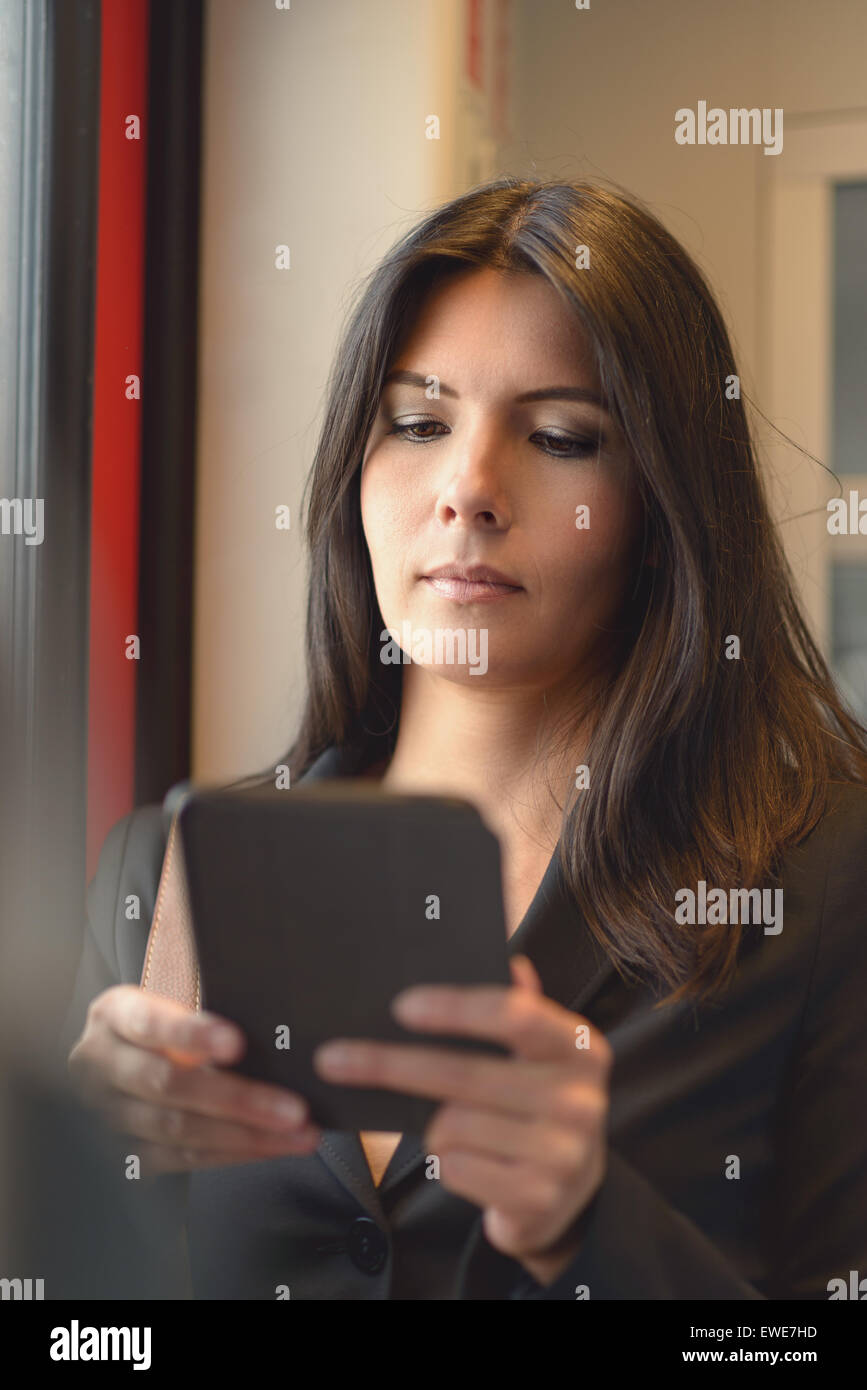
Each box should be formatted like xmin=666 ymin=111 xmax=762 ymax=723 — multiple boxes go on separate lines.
xmin=0 ymin=0 xmax=865 ymax=1258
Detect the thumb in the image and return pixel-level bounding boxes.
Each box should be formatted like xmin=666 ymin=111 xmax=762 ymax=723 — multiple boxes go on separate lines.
xmin=509 ymin=953 xmax=544 ymax=994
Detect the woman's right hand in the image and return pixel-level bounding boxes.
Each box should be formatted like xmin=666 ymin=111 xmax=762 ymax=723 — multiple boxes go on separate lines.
xmin=67 ymin=985 xmax=323 ymax=1174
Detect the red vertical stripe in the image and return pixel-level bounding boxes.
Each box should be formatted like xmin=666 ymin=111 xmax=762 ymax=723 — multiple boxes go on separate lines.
xmin=466 ymin=0 xmax=484 ymax=89
xmin=87 ymin=0 xmax=149 ymax=882
xmin=491 ymin=0 xmax=510 ymax=140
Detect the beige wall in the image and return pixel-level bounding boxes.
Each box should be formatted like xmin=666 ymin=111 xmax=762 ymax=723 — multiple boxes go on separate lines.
xmin=502 ymin=0 xmax=867 ymax=652
xmin=193 ymin=0 xmax=867 ymax=781
xmin=504 ymin=0 xmax=866 ymax=389
xmin=193 ymin=0 xmax=465 ymax=782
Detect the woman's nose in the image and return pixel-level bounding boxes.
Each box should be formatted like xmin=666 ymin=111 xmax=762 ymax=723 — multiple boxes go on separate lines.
xmin=432 ymin=430 xmax=513 ymax=528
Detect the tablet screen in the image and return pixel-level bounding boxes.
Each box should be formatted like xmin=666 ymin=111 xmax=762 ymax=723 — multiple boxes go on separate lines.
xmin=178 ymin=781 xmax=512 ymax=1131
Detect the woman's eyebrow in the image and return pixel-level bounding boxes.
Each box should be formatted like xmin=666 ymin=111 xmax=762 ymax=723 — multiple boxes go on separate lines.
xmin=382 ymin=368 xmax=608 ymax=412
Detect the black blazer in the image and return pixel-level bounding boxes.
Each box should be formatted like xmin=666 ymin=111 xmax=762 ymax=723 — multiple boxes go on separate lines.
xmin=59 ymin=744 xmax=867 ymax=1300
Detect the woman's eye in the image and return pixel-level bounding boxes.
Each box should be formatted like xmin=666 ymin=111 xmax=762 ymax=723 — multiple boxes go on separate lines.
xmin=532 ymin=430 xmax=599 ymax=458
xmin=388 ymin=419 xmax=446 ymax=442
xmin=386 ymin=420 xmax=600 ymax=458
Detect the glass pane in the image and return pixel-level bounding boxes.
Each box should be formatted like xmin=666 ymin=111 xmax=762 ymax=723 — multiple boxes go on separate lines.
xmin=832 ymin=181 xmax=867 ymax=475
xmin=831 ymin=562 xmax=867 ymax=722
xmin=829 ymin=183 xmax=867 ymax=713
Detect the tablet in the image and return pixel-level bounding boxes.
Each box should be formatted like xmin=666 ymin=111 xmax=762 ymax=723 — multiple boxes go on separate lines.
xmin=177 ymin=780 xmax=512 ymax=1132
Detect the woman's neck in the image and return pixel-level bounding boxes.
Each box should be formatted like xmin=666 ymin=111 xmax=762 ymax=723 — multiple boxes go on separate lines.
xmin=366 ymin=670 xmax=588 ymax=863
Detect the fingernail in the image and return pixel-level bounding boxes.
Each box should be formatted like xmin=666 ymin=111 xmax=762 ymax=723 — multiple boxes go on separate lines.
xmin=392 ymin=990 xmax=432 ymax=1021
xmin=269 ymin=1096 xmax=305 ymax=1124
xmin=315 ymin=1043 xmax=352 ymax=1072
xmin=210 ymin=1028 xmax=240 ymax=1059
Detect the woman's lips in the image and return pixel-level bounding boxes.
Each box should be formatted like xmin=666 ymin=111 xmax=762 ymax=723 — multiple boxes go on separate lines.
xmin=422 ymin=576 xmax=523 ymax=602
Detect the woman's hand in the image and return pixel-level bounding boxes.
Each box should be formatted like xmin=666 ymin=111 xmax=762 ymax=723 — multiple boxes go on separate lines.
xmin=67 ymin=985 xmax=323 ymax=1174
xmin=313 ymin=954 xmax=612 ymax=1286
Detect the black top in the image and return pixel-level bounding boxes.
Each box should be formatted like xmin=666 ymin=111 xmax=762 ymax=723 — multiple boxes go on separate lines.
xmin=59 ymin=744 xmax=867 ymax=1299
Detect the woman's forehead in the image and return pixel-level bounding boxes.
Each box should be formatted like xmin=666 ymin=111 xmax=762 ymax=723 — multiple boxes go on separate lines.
xmin=390 ymin=270 xmax=600 ymax=395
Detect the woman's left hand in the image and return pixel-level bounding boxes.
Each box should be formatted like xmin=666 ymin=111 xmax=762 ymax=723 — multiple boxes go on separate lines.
xmin=312 ymin=954 xmax=612 ymax=1286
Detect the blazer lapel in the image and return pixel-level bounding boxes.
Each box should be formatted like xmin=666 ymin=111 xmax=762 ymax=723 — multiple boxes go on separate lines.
xmin=315 ymin=1129 xmax=392 ymax=1223
xmin=508 ymin=843 xmax=619 ymax=1017
xmin=297 ymin=744 xmax=619 ymax=1202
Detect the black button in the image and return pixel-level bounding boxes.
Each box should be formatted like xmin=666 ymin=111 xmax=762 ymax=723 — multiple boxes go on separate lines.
xmin=347 ymin=1216 xmax=388 ymax=1275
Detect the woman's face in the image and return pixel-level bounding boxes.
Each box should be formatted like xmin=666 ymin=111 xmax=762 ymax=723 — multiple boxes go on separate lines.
xmin=360 ymin=267 xmax=644 ymax=692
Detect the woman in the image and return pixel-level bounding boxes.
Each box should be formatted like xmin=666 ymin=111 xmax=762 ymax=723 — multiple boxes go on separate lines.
xmin=63 ymin=176 xmax=867 ymax=1300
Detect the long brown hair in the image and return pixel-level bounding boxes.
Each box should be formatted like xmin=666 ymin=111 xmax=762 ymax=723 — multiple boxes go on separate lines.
xmin=280 ymin=174 xmax=867 ymax=1004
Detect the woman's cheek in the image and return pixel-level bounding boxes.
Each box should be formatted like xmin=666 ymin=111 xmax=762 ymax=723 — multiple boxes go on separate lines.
xmin=363 ymin=468 xmax=417 ymax=545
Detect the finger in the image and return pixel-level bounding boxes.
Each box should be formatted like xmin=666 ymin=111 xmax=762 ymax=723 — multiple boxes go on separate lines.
xmin=425 ymin=1095 xmax=602 ymax=1167
xmin=434 ymin=1147 xmax=555 ymax=1219
xmin=133 ymin=1140 xmax=319 ymax=1177
xmin=314 ymin=1038 xmax=565 ymax=1117
xmin=87 ymin=1034 xmax=312 ymax=1131
xmin=96 ymin=986 xmax=245 ymax=1064
xmin=102 ymin=1094 xmax=323 ymax=1157
xmin=509 ymin=954 xmax=544 ymax=994
xmin=390 ymin=981 xmax=609 ymax=1067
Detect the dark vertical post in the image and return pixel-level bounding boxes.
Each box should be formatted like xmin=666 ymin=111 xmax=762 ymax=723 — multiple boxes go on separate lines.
xmin=135 ymin=0 xmax=204 ymax=807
